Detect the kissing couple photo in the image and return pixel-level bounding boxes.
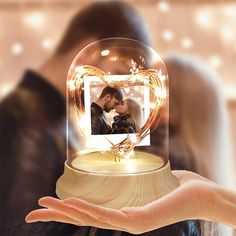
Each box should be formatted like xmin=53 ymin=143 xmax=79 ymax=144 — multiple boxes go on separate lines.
xmin=90 ymin=86 xmax=144 ymax=135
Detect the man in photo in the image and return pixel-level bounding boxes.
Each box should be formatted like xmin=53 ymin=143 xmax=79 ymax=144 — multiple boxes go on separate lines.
xmin=91 ymin=86 xmax=123 ymax=134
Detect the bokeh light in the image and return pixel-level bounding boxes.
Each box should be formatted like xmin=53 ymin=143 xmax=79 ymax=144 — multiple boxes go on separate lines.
xmin=23 ymin=11 xmax=45 ymax=29
xmin=11 ymin=43 xmax=23 ymax=55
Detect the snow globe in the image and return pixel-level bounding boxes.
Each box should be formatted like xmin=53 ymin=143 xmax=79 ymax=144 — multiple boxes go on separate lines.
xmin=56 ymin=38 xmax=179 ymax=209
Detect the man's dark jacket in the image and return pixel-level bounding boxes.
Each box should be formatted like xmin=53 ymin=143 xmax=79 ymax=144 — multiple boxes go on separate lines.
xmin=112 ymin=114 xmax=136 ymax=134
xmin=91 ymin=102 xmax=112 ymax=135
xmin=0 ymin=70 xmax=201 ymax=236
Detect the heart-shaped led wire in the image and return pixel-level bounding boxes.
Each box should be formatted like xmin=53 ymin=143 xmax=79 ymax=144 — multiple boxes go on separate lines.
xmin=68 ymin=65 xmax=167 ymax=160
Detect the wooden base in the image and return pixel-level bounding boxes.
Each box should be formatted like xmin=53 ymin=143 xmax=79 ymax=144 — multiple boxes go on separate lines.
xmin=56 ymin=153 xmax=179 ymax=209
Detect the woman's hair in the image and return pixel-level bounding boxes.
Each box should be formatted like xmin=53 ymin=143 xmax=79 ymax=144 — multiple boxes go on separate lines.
xmin=165 ymin=54 xmax=233 ymax=186
xmin=125 ymin=98 xmax=143 ymax=130
xmin=164 ymin=54 xmax=234 ymax=236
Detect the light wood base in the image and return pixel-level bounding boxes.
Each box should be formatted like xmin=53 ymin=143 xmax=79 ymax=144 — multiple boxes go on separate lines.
xmin=71 ymin=151 xmax=165 ymax=174
xmin=56 ymin=154 xmax=179 ymax=209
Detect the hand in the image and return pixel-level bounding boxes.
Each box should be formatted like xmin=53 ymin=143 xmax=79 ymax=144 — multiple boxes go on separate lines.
xmin=25 ymin=171 xmax=236 ymax=234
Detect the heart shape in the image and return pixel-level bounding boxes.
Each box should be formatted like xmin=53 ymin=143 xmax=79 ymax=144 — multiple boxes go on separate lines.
xmin=68 ymin=65 xmax=166 ymax=160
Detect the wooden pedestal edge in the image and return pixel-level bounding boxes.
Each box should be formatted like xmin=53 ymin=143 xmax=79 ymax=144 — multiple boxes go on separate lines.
xmin=56 ymin=160 xmax=180 ymax=209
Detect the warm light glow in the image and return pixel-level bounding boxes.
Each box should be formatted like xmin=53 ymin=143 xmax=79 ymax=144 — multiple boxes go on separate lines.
xmin=23 ymin=12 xmax=45 ymax=28
xmin=111 ymin=57 xmax=117 ymax=62
xmin=162 ymin=30 xmax=174 ymax=41
xmin=209 ymin=55 xmax=222 ymax=68
xmin=157 ymin=69 xmax=167 ymax=81
xmin=134 ymin=86 xmax=139 ymax=91
xmin=224 ymin=84 xmax=236 ymax=101
xmin=221 ymin=5 xmax=236 ymax=18
xmin=181 ymin=38 xmax=193 ymax=49
xmin=79 ymin=115 xmax=91 ymax=131
xmin=157 ymin=1 xmax=170 ymax=13
xmin=68 ymin=80 xmax=76 ymax=91
xmin=119 ymin=149 xmax=135 ymax=160
xmin=11 ymin=43 xmax=23 ymax=55
xmin=42 ymin=38 xmax=53 ymax=50
xmin=69 ymin=66 xmax=164 ymax=159
xmin=124 ymin=159 xmax=136 ymax=172
xmin=75 ymin=66 xmax=85 ymax=74
xmin=124 ymin=87 xmax=130 ymax=94
xmin=72 ymin=151 xmax=164 ymax=174
xmin=101 ymin=49 xmax=110 ymax=56
xmin=149 ymin=103 xmax=156 ymax=109
xmin=154 ymin=87 xmax=167 ymax=99
xmin=221 ymin=27 xmax=235 ymax=43
xmin=195 ymin=9 xmax=214 ymax=29
xmin=0 ymin=83 xmax=14 ymax=98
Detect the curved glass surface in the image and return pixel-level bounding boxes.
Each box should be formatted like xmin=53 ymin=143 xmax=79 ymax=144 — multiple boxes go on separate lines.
xmin=66 ymin=38 xmax=168 ymax=174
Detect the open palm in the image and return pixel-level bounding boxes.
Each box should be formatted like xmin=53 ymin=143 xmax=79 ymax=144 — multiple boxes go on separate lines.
xmin=25 ymin=171 xmax=222 ymax=234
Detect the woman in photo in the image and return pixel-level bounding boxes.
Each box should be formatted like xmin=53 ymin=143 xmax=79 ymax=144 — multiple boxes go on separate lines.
xmin=112 ymin=98 xmax=144 ymax=134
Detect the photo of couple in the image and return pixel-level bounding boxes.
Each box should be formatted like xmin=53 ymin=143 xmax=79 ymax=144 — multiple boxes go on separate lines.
xmin=90 ymin=86 xmax=144 ymax=135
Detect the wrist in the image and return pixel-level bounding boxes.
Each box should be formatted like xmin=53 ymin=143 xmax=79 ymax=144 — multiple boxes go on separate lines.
xmin=193 ymin=182 xmax=219 ymax=221
xmin=208 ymin=185 xmax=236 ymax=228
xmin=204 ymin=184 xmax=220 ymax=221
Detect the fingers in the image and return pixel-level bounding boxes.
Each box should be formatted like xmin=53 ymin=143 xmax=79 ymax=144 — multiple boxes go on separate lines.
xmin=62 ymin=198 xmax=145 ymax=234
xmin=62 ymin=198 xmax=131 ymax=228
xmin=25 ymin=209 xmax=80 ymax=226
xmin=37 ymin=197 xmax=126 ymax=231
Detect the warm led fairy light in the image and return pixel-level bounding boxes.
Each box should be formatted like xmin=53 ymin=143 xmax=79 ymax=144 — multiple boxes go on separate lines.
xmin=68 ymin=65 xmax=166 ymax=161
xmin=162 ymin=30 xmax=174 ymax=42
xmin=23 ymin=12 xmax=44 ymax=28
xmin=221 ymin=5 xmax=235 ymax=18
xmin=101 ymin=49 xmax=110 ymax=56
xmin=195 ymin=9 xmax=214 ymax=29
xmin=221 ymin=27 xmax=235 ymax=43
xmin=42 ymin=38 xmax=53 ymax=50
xmin=0 ymin=83 xmax=14 ymax=98
xmin=67 ymin=80 xmax=76 ymax=91
xmin=11 ymin=43 xmax=23 ymax=55
xmin=181 ymin=38 xmax=193 ymax=49
xmin=157 ymin=1 xmax=170 ymax=13
xmin=209 ymin=55 xmax=222 ymax=68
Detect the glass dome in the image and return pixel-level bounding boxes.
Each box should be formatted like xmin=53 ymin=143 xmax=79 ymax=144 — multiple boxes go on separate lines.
xmin=66 ymin=38 xmax=168 ymax=175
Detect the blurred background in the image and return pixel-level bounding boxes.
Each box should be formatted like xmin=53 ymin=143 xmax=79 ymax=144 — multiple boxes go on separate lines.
xmin=0 ymin=0 xmax=235 ymax=164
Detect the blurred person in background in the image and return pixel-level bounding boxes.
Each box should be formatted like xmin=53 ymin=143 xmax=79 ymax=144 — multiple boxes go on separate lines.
xmin=165 ymin=54 xmax=234 ymax=235
xmin=165 ymin=54 xmax=233 ymax=186
xmin=144 ymin=53 xmax=234 ymax=235
xmin=0 ymin=1 xmax=151 ymax=236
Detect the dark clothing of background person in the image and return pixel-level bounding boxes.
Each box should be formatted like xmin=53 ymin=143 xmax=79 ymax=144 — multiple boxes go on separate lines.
xmin=112 ymin=114 xmax=136 ymax=134
xmin=0 ymin=70 xmax=201 ymax=236
xmin=0 ymin=70 xmax=79 ymax=236
xmin=90 ymin=102 xmax=112 ymax=134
